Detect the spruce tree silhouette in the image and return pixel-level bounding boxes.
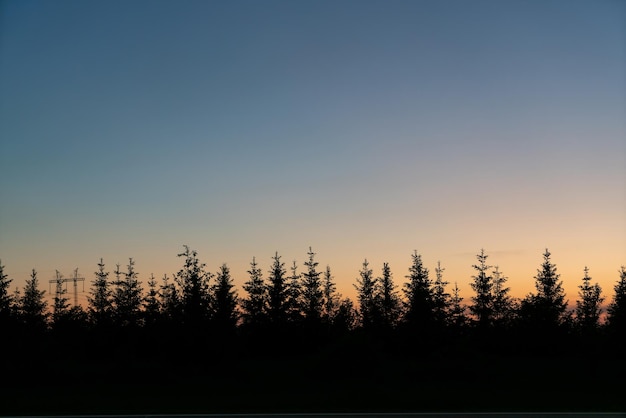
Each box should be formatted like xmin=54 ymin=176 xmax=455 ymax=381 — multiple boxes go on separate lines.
xmin=51 ymin=270 xmax=70 ymax=328
xmin=19 ymin=269 xmax=49 ymax=333
xmin=241 ymin=256 xmax=268 ymax=328
xmin=87 ymin=258 xmax=113 ymax=328
xmin=469 ymin=249 xmax=494 ymax=329
xmin=449 ymin=281 xmax=468 ymax=328
xmin=432 ymin=261 xmax=451 ymax=328
xmin=321 ymin=265 xmax=339 ymax=326
xmin=575 ymin=266 xmax=604 ymax=334
xmin=379 ymin=262 xmax=400 ymax=330
xmin=0 ymin=260 xmax=14 ymax=325
xmin=402 ymin=251 xmax=434 ymax=332
xmin=520 ymin=249 xmax=569 ymax=334
xmin=267 ymin=252 xmax=288 ymax=326
xmin=491 ymin=265 xmax=515 ymax=328
xmin=212 ymin=263 xmax=239 ymax=335
xmin=143 ymin=273 xmax=161 ymax=328
xmin=607 ymin=266 xmax=626 ymax=336
xmin=301 ymin=247 xmax=323 ymax=325
xmin=112 ymin=258 xmax=144 ymax=328
xmin=285 ymin=260 xmax=303 ymax=324
xmin=176 ymin=246 xmax=212 ymax=331
xmin=355 ymin=258 xmax=379 ymax=330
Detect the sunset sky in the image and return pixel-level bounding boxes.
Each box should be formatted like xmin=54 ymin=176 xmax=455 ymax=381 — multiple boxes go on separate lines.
xmin=1 ymin=0 xmax=624 ymax=307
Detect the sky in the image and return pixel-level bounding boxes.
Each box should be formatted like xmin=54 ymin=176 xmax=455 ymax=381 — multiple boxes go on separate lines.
xmin=1 ymin=0 xmax=625 ymax=307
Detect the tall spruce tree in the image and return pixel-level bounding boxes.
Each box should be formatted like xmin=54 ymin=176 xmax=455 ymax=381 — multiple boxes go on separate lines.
xmin=160 ymin=274 xmax=180 ymax=323
xmin=403 ymin=251 xmax=434 ymax=330
xmin=607 ymin=266 xmax=626 ymax=333
xmin=286 ymin=260 xmax=302 ymax=323
xmin=87 ymin=258 xmax=112 ymax=327
xmin=19 ymin=269 xmax=48 ymax=331
xmin=143 ymin=273 xmax=161 ymax=327
xmin=575 ymin=266 xmax=603 ymax=332
xmin=176 ymin=246 xmax=212 ymax=328
xmin=449 ymin=281 xmax=468 ymax=328
xmin=241 ymin=257 xmax=268 ymax=327
xmin=267 ymin=252 xmax=288 ymax=324
xmin=491 ymin=265 xmax=514 ymax=327
xmin=520 ymin=249 xmax=568 ymax=331
xmin=322 ymin=265 xmax=339 ymax=325
xmin=355 ymin=259 xmax=379 ymax=329
xmin=379 ymin=262 xmax=400 ymax=329
xmin=469 ymin=249 xmax=494 ymax=328
xmin=301 ymin=247 xmax=323 ymax=323
xmin=212 ymin=263 xmax=239 ymax=332
xmin=112 ymin=259 xmax=143 ymax=327
xmin=51 ymin=270 xmax=70 ymax=326
xmin=432 ymin=261 xmax=450 ymax=327
xmin=0 ymin=261 xmax=14 ymax=323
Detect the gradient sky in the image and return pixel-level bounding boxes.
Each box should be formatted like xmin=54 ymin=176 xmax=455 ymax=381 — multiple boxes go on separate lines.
xmin=1 ymin=0 xmax=625 ymax=306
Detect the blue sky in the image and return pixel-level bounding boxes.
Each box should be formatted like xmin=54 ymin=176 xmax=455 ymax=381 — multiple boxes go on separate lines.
xmin=1 ymin=0 xmax=624 ymax=302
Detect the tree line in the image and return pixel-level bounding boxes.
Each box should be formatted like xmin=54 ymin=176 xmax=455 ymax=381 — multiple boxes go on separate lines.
xmin=1 ymin=246 xmax=625 ymax=341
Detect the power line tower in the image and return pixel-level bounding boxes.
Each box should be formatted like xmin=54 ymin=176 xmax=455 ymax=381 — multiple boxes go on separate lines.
xmin=48 ymin=268 xmax=85 ymax=307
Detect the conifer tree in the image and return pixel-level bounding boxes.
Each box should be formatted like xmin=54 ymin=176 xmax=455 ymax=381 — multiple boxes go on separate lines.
xmin=19 ymin=269 xmax=48 ymax=331
xmin=143 ymin=273 xmax=161 ymax=326
xmin=607 ymin=266 xmax=626 ymax=333
xmin=575 ymin=266 xmax=603 ymax=332
xmin=241 ymin=257 xmax=268 ymax=327
xmin=334 ymin=297 xmax=357 ymax=332
xmin=449 ymin=281 xmax=468 ymax=328
xmin=355 ymin=259 xmax=379 ymax=329
xmin=379 ymin=262 xmax=400 ymax=329
xmin=87 ymin=258 xmax=112 ymax=327
xmin=285 ymin=260 xmax=302 ymax=323
xmin=267 ymin=252 xmax=288 ymax=324
xmin=112 ymin=259 xmax=143 ymax=327
xmin=301 ymin=247 xmax=323 ymax=323
xmin=51 ymin=270 xmax=70 ymax=326
xmin=322 ymin=265 xmax=339 ymax=325
xmin=492 ymin=265 xmax=514 ymax=327
xmin=469 ymin=249 xmax=494 ymax=327
xmin=176 ymin=246 xmax=212 ymax=327
xmin=432 ymin=261 xmax=450 ymax=326
xmin=160 ymin=274 xmax=180 ymax=323
xmin=403 ymin=251 xmax=434 ymax=330
xmin=0 ymin=260 xmax=14 ymax=322
xmin=520 ymin=249 xmax=568 ymax=330
xmin=212 ymin=263 xmax=239 ymax=332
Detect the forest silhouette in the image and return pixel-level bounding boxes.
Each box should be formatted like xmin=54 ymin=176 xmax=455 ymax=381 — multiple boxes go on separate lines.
xmin=1 ymin=247 xmax=625 ymax=414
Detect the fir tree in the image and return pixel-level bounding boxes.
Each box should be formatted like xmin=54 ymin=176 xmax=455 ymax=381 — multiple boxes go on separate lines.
xmin=176 ymin=246 xmax=212 ymax=327
xmin=492 ymin=265 xmax=514 ymax=327
xmin=432 ymin=261 xmax=450 ymax=327
xmin=0 ymin=260 xmax=14 ymax=322
xmin=607 ymin=266 xmax=626 ymax=333
xmin=112 ymin=259 xmax=144 ymax=327
xmin=301 ymin=247 xmax=323 ymax=323
xmin=403 ymin=251 xmax=434 ymax=330
xmin=449 ymin=281 xmax=468 ymax=328
xmin=51 ymin=270 xmax=70 ymax=326
xmin=520 ymin=249 xmax=568 ymax=330
xmin=355 ymin=259 xmax=379 ymax=329
xmin=212 ymin=263 xmax=239 ymax=332
xmin=87 ymin=258 xmax=112 ymax=327
xmin=575 ymin=266 xmax=603 ymax=332
xmin=285 ymin=260 xmax=302 ymax=323
xmin=267 ymin=252 xmax=288 ymax=324
xmin=469 ymin=249 xmax=494 ymax=327
xmin=143 ymin=273 xmax=161 ymax=326
xmin=160 ymin=274 xmax=180 ymax=323
xmin=241 ymin=257 xmax=268 ymax=327
xmin=379 ymin=262 xmax=400 ymax=329
xmin=19 ymin=269 xmax=48 ymax=331
xmin=322 ymin=265 xmax=339 ymax=325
